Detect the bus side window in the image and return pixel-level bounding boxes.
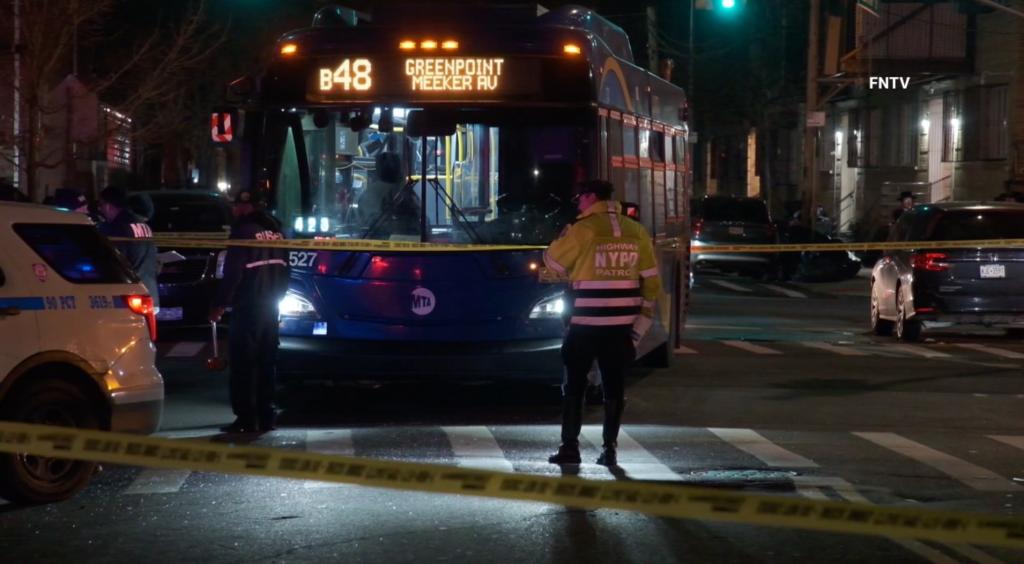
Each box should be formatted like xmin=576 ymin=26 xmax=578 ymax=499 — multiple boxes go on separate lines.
xmin=607 ymin=114 xmax=624 ymax=197
xmin=599 ymin=114 xmax=608 ymax=181
xmin=676 ymin=135 xmax=687 ymax=211
xmin=650 ymin=128 xmax=666 ymax=235
xmin=637 ymin=124 xmax=655 ymax=233
xmin=623 ymin=116 xmax=639 ymax=212
xmin=665 ymin=131 xmax=676 ymax=221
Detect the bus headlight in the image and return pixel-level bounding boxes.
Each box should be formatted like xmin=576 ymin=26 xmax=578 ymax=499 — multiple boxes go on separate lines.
xmin=279 ymin=290 xmax=318 ymax=318
xmin=214 ymin=250 xmax=227 ymax=279
xmin=529 ymin=293 xmax=566 ymax=319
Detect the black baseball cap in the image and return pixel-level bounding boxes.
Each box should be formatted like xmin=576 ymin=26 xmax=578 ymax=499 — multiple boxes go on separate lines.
xmin=99 ymin=185 xmax=129 ymax=208
xmin=52 ymin=188 xmax=88 ymax=211
xmin=572 ymin=180 xmax=614 ymax=200
xmin=233 ymin=190 xmax=268 ymax=205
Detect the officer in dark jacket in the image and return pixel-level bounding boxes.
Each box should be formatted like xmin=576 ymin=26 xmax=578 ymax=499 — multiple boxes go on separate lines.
xmin=97 ymin=186 xmax=160 ymax=308
xmin=209 ymin=190 xmax=290 ymax=434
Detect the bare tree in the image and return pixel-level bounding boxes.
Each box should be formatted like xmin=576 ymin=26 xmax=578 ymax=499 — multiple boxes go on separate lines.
xmin=1 ymin=0 xmax=222 ymax=201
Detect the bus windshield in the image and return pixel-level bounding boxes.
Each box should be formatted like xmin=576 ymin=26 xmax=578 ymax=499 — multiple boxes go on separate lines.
xmin=271 ymin=107 xmax=585 ymax=246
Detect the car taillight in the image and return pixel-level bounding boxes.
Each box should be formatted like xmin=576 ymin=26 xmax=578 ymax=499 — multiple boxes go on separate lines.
xmin=911 ymin=252 xmax=949 ymax=272
xmin=692 ymin=219 xmax=703 ymax=238
xmin=125 ymin=294 xmax=157 ymax=342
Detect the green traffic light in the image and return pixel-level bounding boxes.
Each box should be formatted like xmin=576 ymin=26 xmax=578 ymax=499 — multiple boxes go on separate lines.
xmin=721 ymin=0 xmax=736 ymax=7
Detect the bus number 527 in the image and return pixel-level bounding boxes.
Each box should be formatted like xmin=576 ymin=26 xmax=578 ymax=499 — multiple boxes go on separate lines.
xmin=319 ymin=58 xmax=373 ymax=91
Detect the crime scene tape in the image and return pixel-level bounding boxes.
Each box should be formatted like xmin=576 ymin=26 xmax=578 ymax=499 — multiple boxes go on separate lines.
xmin=109 ymin=236 xmax=1024 ymax=254
xmin=110 ymin=236 xmax=545 ymax=252
xmin=0 ymin=421 xmax=1022 ymax=549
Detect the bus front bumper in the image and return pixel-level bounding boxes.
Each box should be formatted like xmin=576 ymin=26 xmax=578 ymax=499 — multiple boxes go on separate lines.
xmin=278 ymin=337 xmax=564 ymax=382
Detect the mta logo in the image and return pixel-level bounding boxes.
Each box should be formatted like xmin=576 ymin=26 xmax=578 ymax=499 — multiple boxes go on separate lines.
xmin=411 ymin=287 xmax=436 ymax=316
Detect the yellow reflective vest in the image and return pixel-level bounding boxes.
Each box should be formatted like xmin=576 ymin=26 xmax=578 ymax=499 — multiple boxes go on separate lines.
xmin=543 ymin=200 xmax=661 ymax=327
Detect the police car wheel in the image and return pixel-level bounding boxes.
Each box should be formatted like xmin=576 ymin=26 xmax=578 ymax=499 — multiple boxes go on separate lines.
xmin=0 ymin=379 xmax=101 ymax=504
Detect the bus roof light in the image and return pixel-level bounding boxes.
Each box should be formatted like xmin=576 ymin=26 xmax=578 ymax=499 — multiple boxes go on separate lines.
xmin=399 ymin=40 xmax=416 ymax=50
xmin=420 ymin=40 xmax=437 ymax=50
xmin=441 ymin=40 xmax=458 ymax=50
xmin=563 ymin=43 xmax=582 ymax=56
xmin=280 ymin=43 xmax=298 ymax=56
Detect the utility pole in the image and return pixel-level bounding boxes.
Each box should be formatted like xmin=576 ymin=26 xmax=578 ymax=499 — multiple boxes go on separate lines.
xmin=688 ymin=0 xmax=695 ymax=102
xmin=12 ymin=0 xmax=21 ymax=191
xmin=646 ymin=5 xmax=658 ymax=74
xmin=802 ymin=0 xmax=820 ymax=233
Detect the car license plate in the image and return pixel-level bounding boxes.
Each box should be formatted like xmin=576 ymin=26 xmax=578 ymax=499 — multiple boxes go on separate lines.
xmin=980 ymin=264 xmax=1006 ymax=279
xmin=728 ymin=226 xmax=744 ymax=235
xmin=156 ymin=307 xmax=184 ymax=321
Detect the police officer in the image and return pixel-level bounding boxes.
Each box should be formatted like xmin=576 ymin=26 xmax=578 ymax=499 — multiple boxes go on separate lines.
xmin=209 ymin=190 xmax=290 ymax=434
xmin=97 ymin=186 xmax=159 ymax=308
xmin=544 ymin=180 xmax=661 ymax=466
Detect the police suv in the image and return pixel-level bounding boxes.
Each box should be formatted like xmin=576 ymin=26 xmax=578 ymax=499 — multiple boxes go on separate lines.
xmin=0 ymin=201 xmax=164 ymax=503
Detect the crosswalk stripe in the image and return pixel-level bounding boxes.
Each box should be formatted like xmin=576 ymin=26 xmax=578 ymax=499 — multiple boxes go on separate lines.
xmin=760 ymin=284 xmax=807 ymax=298
xmin=709 ymin=279 xmax=752 ymax=293
xmin=580 ymin=426 xmax=685 ymax=482
xmin=955 ymin=343 xmax=1024 ymax=359
xmin=988 ymin=435 xmax=1024 ymax=452
xmin=708 ymin=428 xmax=818 ymax=468
xmin=854 ymin=432 xmax=1020 ymax=492
xmin=304 ymin=429 xmax=355 ymax=488
xmin=442 ymin=426 xmax=514 ymax=473
xmin=885 ymin=344 xmax=952 ymax=359
xmin=720 ymin=340 xmax=782 ymax=355
xmin=793 ymin=476 xmax=988 ymax=563
xmin=799 ymin=342 xmax=869 ymax=356
xmin=674 ymin=345 xmax=698 ymax=355
xmin=946 ymin=544 xmax=1005 ymax=564
xmin=165 ymin=341 xmax=205 ymax=358
xmin=124 ymin=469 xmax=191 ymax=494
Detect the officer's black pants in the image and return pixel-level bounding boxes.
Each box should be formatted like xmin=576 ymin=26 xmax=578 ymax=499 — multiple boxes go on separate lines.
xmin=561 ymin=325 xmax=634 ymax=447
xmin=228 ymin=302 xmax=279 ymax=423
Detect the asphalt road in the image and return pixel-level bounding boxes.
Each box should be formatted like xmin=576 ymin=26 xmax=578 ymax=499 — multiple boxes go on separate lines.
xmin=2 ymin=270 xmax=1024 ymax=563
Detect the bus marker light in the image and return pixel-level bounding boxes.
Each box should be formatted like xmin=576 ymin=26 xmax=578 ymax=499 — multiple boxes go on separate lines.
xmin=420 ymin=40 xmax=438 ymax=50
xmin=280 ymin=43 xmax=298 ymax=56
xmin=399 ymin=40 xmax=416 ymax=50
xmin=442 ymin=40 xmax=459 ymax=50
xmin=563 ymin=43 xmax=582 ymax=55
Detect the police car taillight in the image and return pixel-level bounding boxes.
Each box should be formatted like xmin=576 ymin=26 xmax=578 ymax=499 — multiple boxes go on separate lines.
xmin=126 ymin=294 xmax=157 ymax=342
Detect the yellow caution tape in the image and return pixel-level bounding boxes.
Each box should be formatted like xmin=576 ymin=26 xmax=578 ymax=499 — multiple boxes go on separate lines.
xmin=108 ymin=236 xmax=1024 ymax=254
xmin=692 ymin=238 xmax=1024 ymax=253
xmin=110 ymin=236 xmax=544 ymax=252
xmin=0 ymin=421 xmax=1022 ymax=548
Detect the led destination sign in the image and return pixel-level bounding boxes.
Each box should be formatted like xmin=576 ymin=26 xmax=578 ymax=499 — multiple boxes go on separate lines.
xmin=404 ymin=58 xmax=505 ymax=92
xmin=308 ymin=56 xmax=541 ymax=102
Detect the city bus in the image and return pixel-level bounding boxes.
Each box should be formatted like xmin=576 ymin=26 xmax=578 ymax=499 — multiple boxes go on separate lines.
xmin=228 ymin=4 xmax=691 ymax=382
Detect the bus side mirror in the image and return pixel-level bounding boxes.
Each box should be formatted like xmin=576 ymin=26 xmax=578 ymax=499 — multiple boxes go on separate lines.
xmin=226 ymin=76 xmax=255 ymax=102
xmin=622 ymin=202 xmax=640 ymax=219
xmin=406 ymin=110 xmax=456 ymax=137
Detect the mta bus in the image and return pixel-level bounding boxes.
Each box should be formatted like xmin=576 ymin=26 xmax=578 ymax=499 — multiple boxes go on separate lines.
xmin=228 ymin=4 xmax=691 ymax=381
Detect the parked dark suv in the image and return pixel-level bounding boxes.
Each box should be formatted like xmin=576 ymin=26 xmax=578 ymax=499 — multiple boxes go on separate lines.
xmin=870 ymin=202 xmax=1024 ymax=341
xmin=145 ymin=191 xmax=232 ymax=324
xmin=691 ymin=195 xmax=779 ymax=278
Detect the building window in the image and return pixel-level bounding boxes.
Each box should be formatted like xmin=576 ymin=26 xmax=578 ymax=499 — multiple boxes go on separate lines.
xmin=847 ymin=110 xmax=863 ymax=168
xmin=944 ymin=86 xmax=1007 ymax=162
xmin=103 ymin=107 xmax=132 ymax=170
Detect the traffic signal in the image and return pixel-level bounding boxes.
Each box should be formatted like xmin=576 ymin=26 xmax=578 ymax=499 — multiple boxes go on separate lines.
xmin=695 ymin=0 xmax=746 ymax=10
